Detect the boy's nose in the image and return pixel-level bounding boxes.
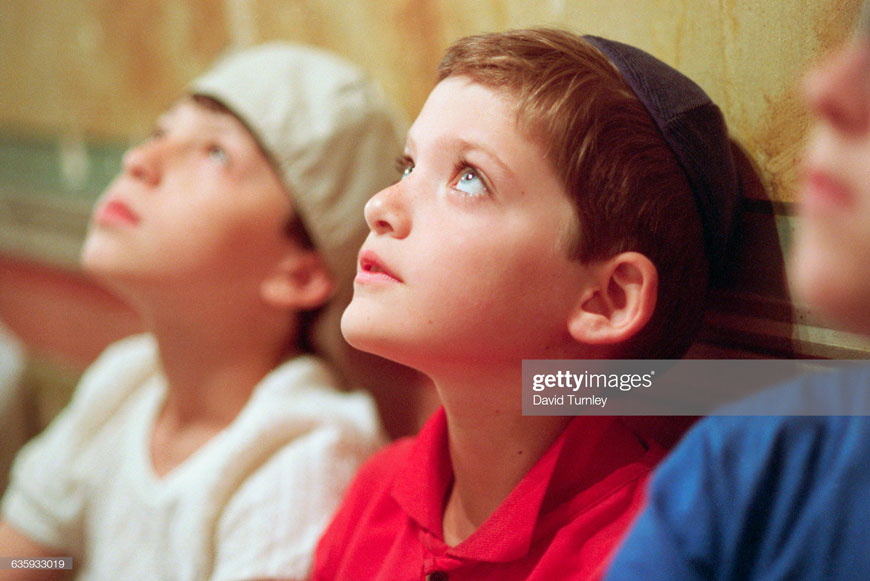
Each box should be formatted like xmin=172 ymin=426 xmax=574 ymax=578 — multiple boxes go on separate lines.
xmin=121 ymin=140 xmax=162 ymax=186
xmin=803 ymin=41 xmax=870 ymax=135
xmin=364 ymin=182 xmax=411 ymax=239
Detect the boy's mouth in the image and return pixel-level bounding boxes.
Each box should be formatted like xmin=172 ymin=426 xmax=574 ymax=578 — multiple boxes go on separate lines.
xmin=800 ymin=167 xmax=856 ymax=213
xmin=94 ymin=198 xmax=141 ymax=227
xmin=357 ymin=249 xmax=403 ymax=283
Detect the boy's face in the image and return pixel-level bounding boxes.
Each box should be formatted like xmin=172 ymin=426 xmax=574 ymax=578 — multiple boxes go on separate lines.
xmin=341 ymin=76 xmax=599 ymax=373
xmin=793 ymin=33 xmax=870 ymax=334
xmin=82 ymin=97 xmax=296 ymax=298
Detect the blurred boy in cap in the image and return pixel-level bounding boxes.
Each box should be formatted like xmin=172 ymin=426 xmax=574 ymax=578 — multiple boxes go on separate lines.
xmin=0 ymin=42 xmax=405 ymax=580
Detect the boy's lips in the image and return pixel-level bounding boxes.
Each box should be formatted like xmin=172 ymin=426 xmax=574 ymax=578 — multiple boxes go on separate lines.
xmin=800 ymin=168 xmax=855 ymax=213
xmin=94 ymin=198 xmax=141 ymax=227
xmin=356 ymin=248 xmax=403 ymax=284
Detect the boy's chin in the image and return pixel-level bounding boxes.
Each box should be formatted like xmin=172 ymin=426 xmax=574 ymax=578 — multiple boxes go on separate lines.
xmin=341 ymin=311 xmax=410 ymax=367
xmin=80 ymin=244 xmax=124 ymax=280
xmin=80 ymin=233 xmax=124 ymax=275
xmin=791 ymin=253 xmax=870 ymax=336
xmin=341 ymin=318 xmax=387 ymax=358
xmin=79 ymin=244 xmax=112 ymax=280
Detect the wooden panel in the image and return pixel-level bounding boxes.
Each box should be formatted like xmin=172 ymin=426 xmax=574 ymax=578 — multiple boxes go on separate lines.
xmin=0 ymin=0 xmax=228 ymax=139
xmin=1 ymin=0 xmax=863 ymax=201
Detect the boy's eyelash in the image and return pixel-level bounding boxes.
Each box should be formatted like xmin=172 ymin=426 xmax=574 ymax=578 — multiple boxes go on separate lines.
xmin=395 ymin=155 xmax=413 ymax=175
xmin=391 ymin=155 xmax=491 ymax=196
xmin=206 ymin=143 xmax=230 ymax=164
xmin=451 ymin=158 xmax=491 ymax=196
xmin=453 ymin=159 xmax=472 ymax=175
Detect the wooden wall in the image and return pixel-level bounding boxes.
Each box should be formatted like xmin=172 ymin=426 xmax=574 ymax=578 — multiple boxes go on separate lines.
xmin=2 ymin=0 xmax=863 ymax=202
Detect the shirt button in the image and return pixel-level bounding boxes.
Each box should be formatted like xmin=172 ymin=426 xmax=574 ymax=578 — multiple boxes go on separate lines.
xmin=426 ymin=572 xmax=448 ymax=581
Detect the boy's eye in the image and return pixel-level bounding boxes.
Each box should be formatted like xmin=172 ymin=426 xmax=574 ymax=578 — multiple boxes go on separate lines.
xmin=395 ymin=156 xmax=414 ymax=180
xmin=453 ymin=167 xmax=488 ymax=197
xmin=207 ymin=144 xmax=229 ymax=164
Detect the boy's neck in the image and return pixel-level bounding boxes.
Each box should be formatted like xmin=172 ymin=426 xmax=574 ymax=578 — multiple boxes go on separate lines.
xmin=140 ymin=301 xmax=298 ymax=476
xmin=153 ymin=317 xmax=295 ymax=421
xmin=435 ymin=368 xmax=571 ymax=547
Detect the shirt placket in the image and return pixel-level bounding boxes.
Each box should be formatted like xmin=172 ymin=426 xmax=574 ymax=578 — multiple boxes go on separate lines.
xmin=422 ymin=553 xmax=463 ymax=580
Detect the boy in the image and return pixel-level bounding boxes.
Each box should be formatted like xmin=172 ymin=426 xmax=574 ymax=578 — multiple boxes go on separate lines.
xmin=607 ymin=4 xmax=870 ymax=579
xmin=313 ymin=28 xmax=742 ymax=580
xmin=0 ymin=43 xmax=405 ymax=579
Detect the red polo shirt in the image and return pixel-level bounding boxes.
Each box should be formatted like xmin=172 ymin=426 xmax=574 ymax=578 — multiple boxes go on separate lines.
xmin=313 ymin=409 xmax=665 ymax=580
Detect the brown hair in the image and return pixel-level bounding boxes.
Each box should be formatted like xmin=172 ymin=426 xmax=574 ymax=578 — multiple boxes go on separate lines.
xmin=438 ymin=28 xmax=708 ymax=359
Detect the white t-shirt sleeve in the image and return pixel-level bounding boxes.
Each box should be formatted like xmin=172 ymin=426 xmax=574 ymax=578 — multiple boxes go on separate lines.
xmin=1 ymin=334 xmax=157 ymax=555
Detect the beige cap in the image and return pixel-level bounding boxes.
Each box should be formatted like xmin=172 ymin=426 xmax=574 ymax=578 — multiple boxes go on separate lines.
xmin=190 ymin=43 xmax=407 ymax=378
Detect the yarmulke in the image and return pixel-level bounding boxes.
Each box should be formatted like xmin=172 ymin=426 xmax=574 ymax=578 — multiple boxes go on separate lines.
xmin=584 ymin=35 xmax=741 ymax=281
xmin=189 ymin=43 xmax=406 ymax=375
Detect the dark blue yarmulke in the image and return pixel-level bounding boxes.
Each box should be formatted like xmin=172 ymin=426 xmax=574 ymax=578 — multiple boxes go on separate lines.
xmin=584 ymin=35 xmax=741 ymax=282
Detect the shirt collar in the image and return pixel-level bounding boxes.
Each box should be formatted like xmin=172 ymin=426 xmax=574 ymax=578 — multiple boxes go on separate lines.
xmin=391 ymin=407 xmax=454 ymax=537
xmin=391 ymin=410 xmax=650 ymax=563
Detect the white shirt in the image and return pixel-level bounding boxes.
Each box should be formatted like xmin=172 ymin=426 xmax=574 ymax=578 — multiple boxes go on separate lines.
xmin=2 ymin=334 xmax=385 ymax=580
xmin=0 ymin=321 xmax=27 ymax=493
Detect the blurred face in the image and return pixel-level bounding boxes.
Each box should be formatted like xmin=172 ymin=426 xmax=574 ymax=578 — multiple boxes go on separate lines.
xmin=792 ymin=22 xmax=870 ymax=335
xmin=81 ymin=97 xmax=295 ymax=301
xmin=341 ymin=76 xmax=597 ymax=375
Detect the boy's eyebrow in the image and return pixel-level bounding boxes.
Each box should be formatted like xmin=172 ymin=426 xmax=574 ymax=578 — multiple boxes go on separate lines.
xmin=406 ymin=133 xmax=515 ymax=180
xmin=454 ymin=138 xmax=514 ymax=177
xmin=154 ymin=102 xmax=240 ymax=137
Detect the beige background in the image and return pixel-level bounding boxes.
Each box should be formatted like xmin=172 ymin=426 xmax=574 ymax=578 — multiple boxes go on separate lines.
xmin=0 ymin=0 xmax=864 ymax=203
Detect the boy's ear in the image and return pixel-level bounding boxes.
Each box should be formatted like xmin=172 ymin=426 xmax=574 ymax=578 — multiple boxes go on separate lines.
xmin=568 ymin=252 xmax=658 ymax=346
xmin=260 ymin=251 xmax=336 ymax=311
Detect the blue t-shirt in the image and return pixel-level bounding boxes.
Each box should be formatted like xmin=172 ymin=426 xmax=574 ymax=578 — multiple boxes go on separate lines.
xmin=606 ymin=365 xmax=870 ymax=580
